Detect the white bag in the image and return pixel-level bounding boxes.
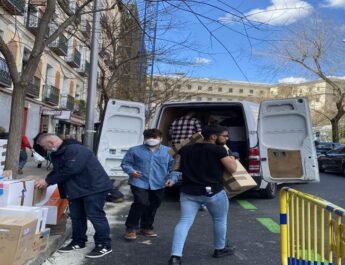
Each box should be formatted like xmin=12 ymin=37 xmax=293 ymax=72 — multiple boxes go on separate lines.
xmin=33 ymin=150 xmax=45 ymax=162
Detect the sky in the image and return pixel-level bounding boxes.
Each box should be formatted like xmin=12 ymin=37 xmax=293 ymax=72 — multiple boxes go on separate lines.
xmin=140 ymin=0 xmax=345 ymax=84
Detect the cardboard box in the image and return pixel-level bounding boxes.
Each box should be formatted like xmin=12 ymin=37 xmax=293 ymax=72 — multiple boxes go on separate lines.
xmin=33 ymin=186 xmax=47 ymax=205
xmin=2 ymin=170 xmax=12 ymax=180
xmin=168 ymin=132 xmax=204 ymax=157
xmin=0 ymin=206 xmax=48 ymax=233
xmin=223 ymin=160 xmax=257 ymax=198
xmin=29 ymin=228 xmax=50 ymax=259
xmin=0 ymin=179 xmax=35 ymax=207
xmin=0 ymin=216 xmax=37 ymax=265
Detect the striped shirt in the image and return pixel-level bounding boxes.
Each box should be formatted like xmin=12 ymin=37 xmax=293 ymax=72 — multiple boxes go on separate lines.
xmin=169 ymin=116 xmax=202 ymax=145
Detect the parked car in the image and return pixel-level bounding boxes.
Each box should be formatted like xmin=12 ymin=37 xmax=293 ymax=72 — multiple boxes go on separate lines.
xmin=318 ymin=146 xmax=345 ymax=175
xmin=315 ymin=141 xmax=342 ymax=157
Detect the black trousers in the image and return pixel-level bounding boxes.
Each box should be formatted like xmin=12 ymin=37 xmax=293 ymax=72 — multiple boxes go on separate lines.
xmin=125 ymin=185 xmax=165 ymax=231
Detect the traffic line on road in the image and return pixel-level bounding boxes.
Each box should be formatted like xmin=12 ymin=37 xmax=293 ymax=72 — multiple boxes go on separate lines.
xmin=256 ymin=218 xmax=280 ymax=233
xmin=237 ymin=200 xmax=257 ymax=210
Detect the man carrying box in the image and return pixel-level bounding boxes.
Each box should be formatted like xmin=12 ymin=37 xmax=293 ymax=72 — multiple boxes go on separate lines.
xmin=35 ymin=134 xmax=113 ymax=259
xmin=168 ymin=125 xmax=237 ymax=265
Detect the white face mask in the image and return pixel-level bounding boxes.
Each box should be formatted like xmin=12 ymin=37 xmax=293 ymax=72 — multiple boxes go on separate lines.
xmin=144 ymin=138 xmax=161 ymax=146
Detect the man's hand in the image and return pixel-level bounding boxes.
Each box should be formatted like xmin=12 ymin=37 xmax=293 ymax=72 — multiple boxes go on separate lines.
xmin=130 ymin=171 xmax=142 ymax=178
xmin=165 ymin=179 xmax=174 ymax=187
xmin=35 ymin=179 xmax=48 ymax=189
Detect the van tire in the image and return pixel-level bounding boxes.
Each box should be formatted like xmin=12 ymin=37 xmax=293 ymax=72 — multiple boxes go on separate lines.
xmin=261 ymin=183 xmax=277 ymax=199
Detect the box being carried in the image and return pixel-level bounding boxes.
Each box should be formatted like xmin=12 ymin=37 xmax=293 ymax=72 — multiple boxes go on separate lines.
xmin=0 ymin=216 xmax=37 ymax=265
xmin=223 ymin=160 xmax=257 ymax=198
xmin=168 ymin=132 xmax=204 ymax=157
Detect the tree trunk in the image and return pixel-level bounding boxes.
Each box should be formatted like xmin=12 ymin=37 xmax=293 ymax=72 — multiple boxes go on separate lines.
xmin=5 ymin=83 xmax=27 ymax=179
xmin=331 ymin=119 xmax=339 ymax=142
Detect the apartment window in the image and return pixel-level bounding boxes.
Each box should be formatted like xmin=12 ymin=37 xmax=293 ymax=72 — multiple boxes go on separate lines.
xmin=187 ymin=84 xmax=192 ymax=90
xmin=208 ymin=86 xmax=213 ymax=91
xmin=260 ymin=90 xmax=264 ymax=95
xmin=217 ymin=98 xmax=222 ymax=101
xmin=198 ymin=86 xmax=202 ymax=90
xmin=249 ymin=90 xmax=254 ymax=94
xmin=239 ymin=89 xmax=243 ymax=94
xmin=176 ymin=84 xmax=181 ymax=89
xmin=207 ymin=98 xmax=212 ymax=101
xmin=197 ymin=97 xmax=202 ymax=101
xmin=315 ymin=98 xmax=320 ymax=103
xmin=218 ymin=87 xmax=222 ymax=92
xmin=228 ymin=88 xmax=233 ymax=93
xmin=186 ymin=96 xmax=191 ymax=100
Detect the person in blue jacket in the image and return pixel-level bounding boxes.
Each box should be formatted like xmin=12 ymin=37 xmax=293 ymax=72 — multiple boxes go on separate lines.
xmin=35 ymin=134 xmax=113 ymax=259
xmin=121 ymin=128 xmax=179 ymax=241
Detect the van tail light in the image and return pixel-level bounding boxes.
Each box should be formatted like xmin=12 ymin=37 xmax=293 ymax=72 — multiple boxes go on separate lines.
xmin=248 ymin=147 xmax=260 ymax=176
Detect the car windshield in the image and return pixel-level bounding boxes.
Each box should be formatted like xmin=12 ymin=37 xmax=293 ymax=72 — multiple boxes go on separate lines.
xmin=317 ymin=143 xmax=333 ymax=149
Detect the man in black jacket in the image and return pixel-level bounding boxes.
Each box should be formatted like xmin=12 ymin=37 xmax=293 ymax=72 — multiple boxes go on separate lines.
xmin=35 ymin=134 xmax=113 ymax=259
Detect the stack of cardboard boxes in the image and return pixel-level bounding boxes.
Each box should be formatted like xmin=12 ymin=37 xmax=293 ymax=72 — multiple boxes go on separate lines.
xmin=0 ymin=171 xmax=68 ymax=265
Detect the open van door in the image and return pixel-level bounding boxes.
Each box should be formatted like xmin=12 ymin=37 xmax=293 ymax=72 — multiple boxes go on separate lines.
xmin=258 ymin=97 xmax=319 ymax=183
xmin=97 ymin=99 xmax=145 ymax=179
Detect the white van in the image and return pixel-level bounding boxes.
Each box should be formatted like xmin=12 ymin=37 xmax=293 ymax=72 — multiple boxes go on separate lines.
xmin=97 ymin=98 xmax=319 ymax=198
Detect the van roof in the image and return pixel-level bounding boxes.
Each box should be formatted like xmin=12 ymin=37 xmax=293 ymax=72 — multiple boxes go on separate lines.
xmin=160 ymin=100 xmax=259 ymax=108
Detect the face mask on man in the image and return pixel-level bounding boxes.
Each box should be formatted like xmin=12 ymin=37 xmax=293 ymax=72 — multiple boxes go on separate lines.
xmin=144 ymin=138 xmax=161 ymax=146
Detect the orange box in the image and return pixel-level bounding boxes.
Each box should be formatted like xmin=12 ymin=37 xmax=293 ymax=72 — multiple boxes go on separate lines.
xmin=43 ymin=188 xmax=68 ymax=225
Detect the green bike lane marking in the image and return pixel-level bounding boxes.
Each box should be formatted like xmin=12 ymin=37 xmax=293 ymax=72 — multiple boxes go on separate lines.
xmin=256 ymin=218 xmax=280 ymax=233
xmin=237 ymin=199 xmax=257 ymax=210
xmin=236 ymin=200 xmax=280 ymax=233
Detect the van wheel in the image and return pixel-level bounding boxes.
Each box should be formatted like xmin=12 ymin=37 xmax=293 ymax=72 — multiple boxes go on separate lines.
xmin=261 ymin=183 xmax=277 ymax=199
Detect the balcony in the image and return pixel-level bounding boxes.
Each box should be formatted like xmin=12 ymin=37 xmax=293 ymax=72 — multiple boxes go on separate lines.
xmin=77 ymin=60 xmax=90 ymax=77
xmin=26 ymin=8 xmax=43 ymax=35
xmin=80 ymin=19 xmax=91 ymax=38
xmin=60 ymin=94 xmax=75 ymax=111
xmin=26 ymin=76 xmax=40 ymax=98
xmin=48 ymin=35 xmax=68 ymax=56
xmin=65 ymin=49 xmax=81 ymax=68
xmin=74 ymin=99 xmax=86 ymax=117
xmin=43 ymin=84 xmax=59 ymax=106
xmin=0 ymin=0 xmax=25 ymax=15
xmin=0 ymin=58 xmax=12 ymax=88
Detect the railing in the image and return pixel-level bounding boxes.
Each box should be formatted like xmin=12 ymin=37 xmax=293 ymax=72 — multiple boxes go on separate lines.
xmin=77 ymin=60 xmax=90 ymax=77
xmin=43 ymin=84 xmax=59 ymax=105
xmin=48 ymin=35 xmax=68 ymax=56
xmin=0 ymin=0 xmax=25 ymax=15
xmin=26 ymin=7 xmax=42 ymax=34
xmin=0 ymin=58 xmax=12 ymax=88
xmin=60 ymin=94 xmax=74 ymax=111
xmin=80 ymin=19 xmax=91 ymax=37
xmin=280 ymin=187 xmax=345 ymax=265
xmin=26 ymin=76 xmax=40 ymax=98
xmin=65 ymin=49 xmax=81 ymax=68
xmin=74 ymin=99 xmax=86 ymax=117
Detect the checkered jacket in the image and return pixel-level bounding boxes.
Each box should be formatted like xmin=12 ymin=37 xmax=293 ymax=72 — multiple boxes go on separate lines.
xmin=169 ymin=116 xmax=202 ymax=145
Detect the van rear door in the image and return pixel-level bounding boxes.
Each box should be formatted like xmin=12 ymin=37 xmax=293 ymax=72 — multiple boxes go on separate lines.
xmin=258 ymin=97 xmax=319 ymax=183
xmin=97 ymin=99 xmax=145 ymax=178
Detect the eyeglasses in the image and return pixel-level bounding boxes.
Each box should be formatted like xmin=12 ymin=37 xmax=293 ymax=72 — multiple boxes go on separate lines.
xmin=219 ymin=134 xmax=229 ymax=138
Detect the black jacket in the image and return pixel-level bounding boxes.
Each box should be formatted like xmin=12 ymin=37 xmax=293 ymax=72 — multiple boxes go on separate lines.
xmin=46 ymin=139 xmax=112 ymax=200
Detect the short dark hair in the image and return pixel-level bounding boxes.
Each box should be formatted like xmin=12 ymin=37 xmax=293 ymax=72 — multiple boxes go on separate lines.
xmin=201 ymin=125 xmax=228 ymax=140
xmin=143 ymin=128 xmax=162 ymax=138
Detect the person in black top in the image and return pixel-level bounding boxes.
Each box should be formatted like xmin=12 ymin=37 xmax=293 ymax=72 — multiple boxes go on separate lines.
xmin=168 ymin=125 xmax=237 ymax=265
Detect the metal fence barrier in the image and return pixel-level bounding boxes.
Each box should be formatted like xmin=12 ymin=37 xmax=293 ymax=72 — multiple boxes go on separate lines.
xmin=280 ymin=187 xmax=345 ymax=265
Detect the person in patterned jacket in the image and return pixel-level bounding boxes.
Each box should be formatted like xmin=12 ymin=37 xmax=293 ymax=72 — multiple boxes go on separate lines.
xmin=169 ymin=111 xmax=202 ymax=145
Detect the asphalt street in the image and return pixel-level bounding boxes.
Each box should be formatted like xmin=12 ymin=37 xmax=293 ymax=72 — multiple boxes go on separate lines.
xmin=40 ymin=171 xmax=344 ymax=265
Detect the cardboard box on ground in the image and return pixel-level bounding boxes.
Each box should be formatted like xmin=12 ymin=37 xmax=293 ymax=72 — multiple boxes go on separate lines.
xmin=0 ymin=217 xmax=37 ymax=265
xmin=169 ymin=132 xmax=257 ymax=198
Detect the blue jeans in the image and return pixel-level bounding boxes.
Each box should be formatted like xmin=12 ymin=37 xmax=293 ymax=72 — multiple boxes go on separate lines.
xmin=171 ymin=190 xmax=229 ymax=257
xmin=68 ymin=191 xmax=111 ymax=247
xmin=19 ymin=150 xmax=28 ymax=169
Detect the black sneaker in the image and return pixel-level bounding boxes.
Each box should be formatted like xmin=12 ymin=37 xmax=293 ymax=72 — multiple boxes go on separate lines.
xmin=85 ymin=245 xmax=112 ymax=259
xmin=212 ymin=246 xmax=235 ymax=258
xmin=58 ymin=242 xmax=85 ymax=253
xmin=168 ymin=256 xmax=182 ymax=265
